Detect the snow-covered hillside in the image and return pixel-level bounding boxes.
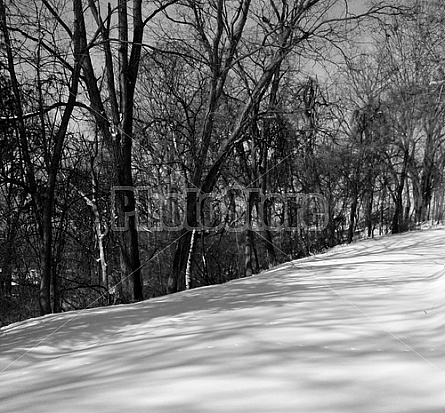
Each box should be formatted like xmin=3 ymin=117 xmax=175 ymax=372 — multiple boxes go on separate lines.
xmin=1 ymin=228 xmax=445 ymax=413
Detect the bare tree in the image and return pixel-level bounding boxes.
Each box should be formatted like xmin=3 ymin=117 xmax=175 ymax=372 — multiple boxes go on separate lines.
xmin=0 ymin=0 xmax=87 ymax=314
xmin=166 ymin=0 xmax=402 ymax=292
xmin=73 ymin=0 xmax=178 ymax=302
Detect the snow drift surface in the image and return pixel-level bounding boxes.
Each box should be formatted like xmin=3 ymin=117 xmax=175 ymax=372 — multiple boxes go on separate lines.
xmin=1 ymin=228 xmax=445 ymax=413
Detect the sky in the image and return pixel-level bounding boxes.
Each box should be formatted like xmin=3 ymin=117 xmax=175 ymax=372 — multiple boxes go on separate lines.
xmin=1 ymin=225 xmax=445 ymax=412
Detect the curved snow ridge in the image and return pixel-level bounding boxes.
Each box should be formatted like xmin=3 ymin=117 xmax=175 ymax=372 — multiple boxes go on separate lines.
xmin=1 ymin=228 xmax=445 ymax=413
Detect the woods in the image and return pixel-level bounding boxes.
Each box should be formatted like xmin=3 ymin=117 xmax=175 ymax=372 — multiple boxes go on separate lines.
xmin=2 ymin=0 xmax=445 ymax=326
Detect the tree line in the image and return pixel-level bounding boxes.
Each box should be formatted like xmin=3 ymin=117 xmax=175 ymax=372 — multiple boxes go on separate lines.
xmin=2 ymin=0 xmax=444 ymax=326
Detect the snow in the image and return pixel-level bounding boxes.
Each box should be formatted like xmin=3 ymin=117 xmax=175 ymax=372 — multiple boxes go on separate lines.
xmin=1 ymin=227 xmax=445 ymax=412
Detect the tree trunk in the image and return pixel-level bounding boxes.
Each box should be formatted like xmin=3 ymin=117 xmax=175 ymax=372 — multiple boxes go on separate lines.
xmin=364 ymin=191 xmax=374 ymax=238
xmin=0 ymin=219 xmax=17 ymax=297
xmin=392 ymin=153 xmax=408 ymax=234
xmin=244 ymin=229 xmax=253 ymax=278
xmin=347 ymin=187 xmax=358 ymax=243
xmin=113 ymin=187 xmax=143 ymax=302
xmin=168 ymin=190 xmax=197 ymax=293
xmin=78 ymin=0 xmax=148 ymax=302
xmin=244 ymin=190 xmax=255 ymax=277
xmin=392 ymin=192 xmax=403 ymax=234
xmin=257 ymin=195 xmax=277 ymax=268
xmin=404 ymin=176 xmax=411 ymax=226
xmin=169 ymin=229 xmax=193 ymax=293
xmin=185 ymin=229 xmax=196 ymax=290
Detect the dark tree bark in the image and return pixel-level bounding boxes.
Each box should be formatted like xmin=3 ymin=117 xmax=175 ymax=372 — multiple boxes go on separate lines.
xmin=244 ymin=190 xmax=256 ymax=278
xmin=391 ymin=151 xmax=409 ymax=234
xmin=76 ymin=0 xmax=179 ymax=301
xmin=347 ymin=189 xmax=359 ymax=244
